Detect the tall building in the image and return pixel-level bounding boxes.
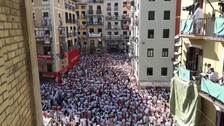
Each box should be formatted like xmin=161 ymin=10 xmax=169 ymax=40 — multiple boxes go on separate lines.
xmin=33 ymin=0 xmax=80 ymax=81
xmin=170 ymin=0 xmax=224 ymax=125
xmin=129 ymin=0 xmax=176 ymax=86
xmin=86 ymin=0 xmax=105 ymax=54
xmin=104 ymin=0 xmax=131 ymax=53
xmin=75 ymin=0 xmax=88 ymax=53
xmin=0 ymin=0 xmax=42 ymax=125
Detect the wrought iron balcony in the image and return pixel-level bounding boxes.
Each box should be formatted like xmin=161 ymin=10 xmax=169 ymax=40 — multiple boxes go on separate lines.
xmin=87 ymin=0 xmax=103 ymax=3
xmin=88 ymin=32 xmax=102 ymax=38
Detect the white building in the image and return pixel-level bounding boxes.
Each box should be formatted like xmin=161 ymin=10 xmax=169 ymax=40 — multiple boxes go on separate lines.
xmin=130 ymin=0 xmax=176 ymax=87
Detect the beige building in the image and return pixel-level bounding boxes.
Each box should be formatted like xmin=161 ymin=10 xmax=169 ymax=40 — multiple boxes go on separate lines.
xmin=0 ymin=0 xmax=42 ymax=125
xmin=32 ymin=0 xmax=79 ymax=81
xmin=86 ymin=0 xmax=105 ymax=54
xmin=104 ymin=0 xmax=131 ymax=53
xmin=170 ymin=0 xmax=224 ymax=125
xmin=75 ymin=0 xmax=88 ymax=53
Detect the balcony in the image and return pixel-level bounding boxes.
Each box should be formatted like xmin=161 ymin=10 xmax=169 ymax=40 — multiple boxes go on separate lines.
xmin=87 ymin=0 xmax=103 ymax=3
xmin=88 ymin=32 xmax=102 ymax=38
xmin=122 ymin=15 xmax=131 ymax=20
xmin=78 ymin=24 xmax=87 ymax=29
xmin=114 ymin=6 xmax=118 ymax=11
xmin=122 ymin=25 xmax=129 ymax=30
xmin=87 ymin=19 xmax=103 ymax=25
xmin=37 ymin=54 xmax=54 ymax=61
xmin=41 ymin=18 xmax=51 ymax=27
xmin=35 ymin=27 xmax=53 ymax=44
xmin=64 ymin=1 xmax=76 ymax=11
xmin=96 ymin=9 xmax=102 ymax=15
xmin=106 ymin=25 xmax=120 ymax=30
xmin=107 ymin=6 xmax=111 ymax=11
xmin=200 ymin=77 xmax=224 ymax=106
xmin=105 ymin=15 xmax=121 ymax=20
xmin=67 ymin=32 xmax=75 ymax=38
xmin=180 ymin=17 xmax=224 ymax=42
xmin=88 ymin=10 xmax=94 ymax=15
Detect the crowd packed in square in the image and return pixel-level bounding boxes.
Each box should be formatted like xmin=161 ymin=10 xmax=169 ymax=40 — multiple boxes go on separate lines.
xmin=41 ymin=54 xmax=174 ymax=126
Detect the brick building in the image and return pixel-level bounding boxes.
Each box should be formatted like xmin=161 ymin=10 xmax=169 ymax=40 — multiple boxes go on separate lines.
xmin=0 ymin=0 xmax=42 ymax=125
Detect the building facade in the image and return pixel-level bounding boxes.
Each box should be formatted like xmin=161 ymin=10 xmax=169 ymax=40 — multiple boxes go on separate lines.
xmin=104 ymin=0 xmax=131 ymax=53
xmin=86 ymin=0 xmax=105 ymax=54
xmin=129 ymin=0 xmax=176 ymax=87
xmin=32 ymin=0 xmax=80 ymax=81
xmin=0 ymin=0 xmax=42 ymax=125
xmin=75 ymin=0 xmax=88 ymax=53
xmin=170 ymin=0 xmax=224 ymax=125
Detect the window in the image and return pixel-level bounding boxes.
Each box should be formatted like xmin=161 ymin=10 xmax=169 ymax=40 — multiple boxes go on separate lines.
xmin=114 ymin=32 xmax=119 ymax=35
xmin=148 ymin=11 xmax=155 ymax=20
xmin=107 ymin=3 xmax=111 ymax=6
xmin=81 ymin=6 xmax=85 ymax=9
xmin=108 ymin=32 xmax=112 ymax=35
xmin=97 ymin=5 xmax=101 ymax=10
xmin=163 ymin=29 xmax=170 ymax=38
xmin=47 ymin=64 xmax=53 ymax=72
xmin=147 ymin=67 xmax=153 ymax=76
xmin=123 ymin=31 xmax=127 ymax=35
xmin=123 ymin=11 xmax=127 ymax=14
xmin=89 ymin=28 xmax=94 ymax=33
xmin=147 ymin=48 xmax=154 ymax=57
xmin=161 ymin=67 xmax=168 ymax=76
xmin=98 ymin=28 xmax=102 ymax=33
xmin=148 ymin=0 xmax=155 ymax=1
xmin=148 ymin=29 xmax=154 ymax=39
xmin=164 ymin=0 xmax=171 ymax=1
xmin=162 ymin=48 xmax=169 ymax=57
xmin=115 ymin=22 xmax=118 ymax=25
xmin=115 ymin=3 xmax=118 ymax=6
xmin=164 ymin=10 xmax=170 ymax=20
xmin=43 ymin=12 xmax=49 ymax=17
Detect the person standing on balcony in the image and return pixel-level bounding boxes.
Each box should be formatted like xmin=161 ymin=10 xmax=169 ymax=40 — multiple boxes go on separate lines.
xmin=192 ymin=3 xmax=204 ymax=35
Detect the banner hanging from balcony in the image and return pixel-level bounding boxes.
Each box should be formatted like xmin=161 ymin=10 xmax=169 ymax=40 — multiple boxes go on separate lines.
xmin=214 ymin=17 xmax=224 ymax=36
xmin=201 ymin=78 xmax=224 ymax=103
xmin=170 ymin=75 xmax=201 ymax=126
xmin=67 ymin=49 xmax=80 ymax=70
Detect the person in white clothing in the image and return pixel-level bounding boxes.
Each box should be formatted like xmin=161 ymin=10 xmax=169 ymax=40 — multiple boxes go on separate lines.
xmin=192 ymin=3 xmax=204 ymax=34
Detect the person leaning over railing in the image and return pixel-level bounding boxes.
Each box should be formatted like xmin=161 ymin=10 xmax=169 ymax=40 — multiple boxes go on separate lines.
xmin=192 ymin=3 xmax=204 ymax=35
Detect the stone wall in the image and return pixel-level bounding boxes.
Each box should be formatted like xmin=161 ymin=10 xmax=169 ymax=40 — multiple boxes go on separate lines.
xmin=0 ymin=0 xmax=42 ymax=125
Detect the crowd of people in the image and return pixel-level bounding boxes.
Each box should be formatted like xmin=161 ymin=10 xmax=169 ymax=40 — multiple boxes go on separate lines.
xmin=41 ymin=54 xmax=174 ymax=126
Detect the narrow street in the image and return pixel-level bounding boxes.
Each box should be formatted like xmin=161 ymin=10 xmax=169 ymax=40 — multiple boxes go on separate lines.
xmin=41 ymin=54 xmax=174 ymax=125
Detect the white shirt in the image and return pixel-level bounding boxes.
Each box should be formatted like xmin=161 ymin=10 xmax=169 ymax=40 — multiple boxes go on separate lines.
xmin=193 ymin=7 xmax=204 ymax=20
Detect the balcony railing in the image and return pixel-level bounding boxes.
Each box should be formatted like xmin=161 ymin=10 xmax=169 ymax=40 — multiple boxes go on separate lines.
xmin=122 ymin=15 xmax=131 ymax=20
xmin=65 ymin=1 xmax=76 ymax=11
xmin=122 ymin=25 xmax=129 ymax=30
xmin=87 ymin=21 xmax=103 ymax=25
xmin=180 ymin=17 xmax=224 ymax=41
xmin=105 ymin=15 xmax=121 ymax=20
xmin=114 ymin=6 xmax=118 ymax=11
xmin=107 ymin=7 xmax=111 ymax=11
xmin=88 ymin=32 xmax=102 ymax=38
xmin=104 ymin=35 xmax=129 ymax=40
xmin=96 ymin=9 xmax=102 ymax=15
xmin=42 ymin=18 xmax=51 ymax=26
xmin=106 ymin=25 xmax=120 ymax=30
xmin=201 ymin=77 xmax=224 ymax=104
xmin=87 ymin=0 xmax=103 ymax=3
xmin=88 ymin=10 xmax=94 ymax=15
